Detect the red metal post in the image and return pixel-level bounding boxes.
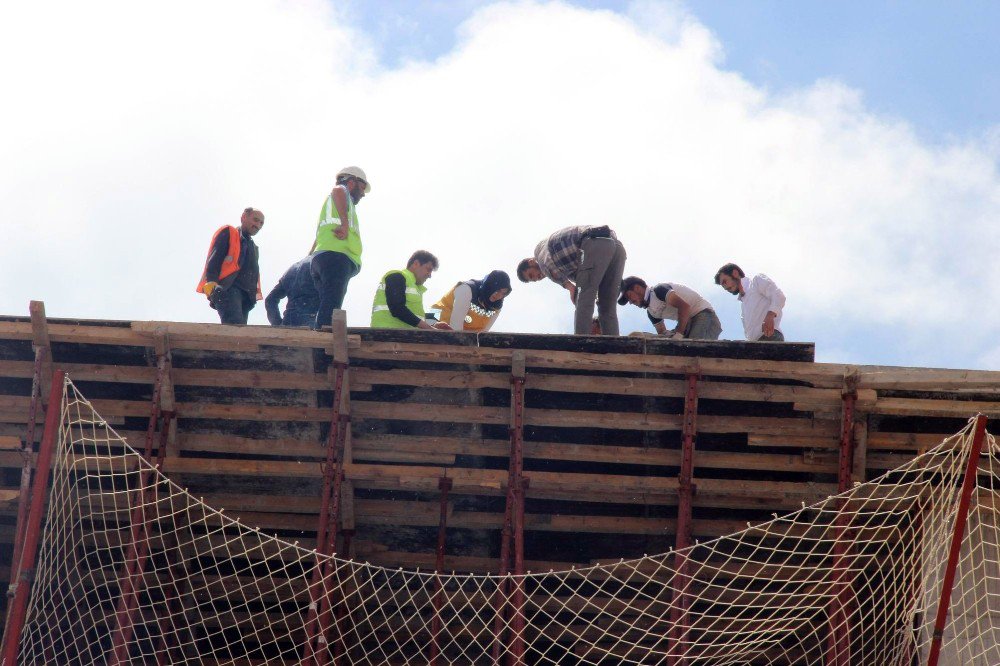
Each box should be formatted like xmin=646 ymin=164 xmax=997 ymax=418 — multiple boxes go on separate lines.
xmin=925 ymin=415 xmax=989 ymax=666
xmin=490 ymin=465 xmax=515 ymax=665
xmin=825 ymin=389 xmax=857 ymax=666
xmin=1 ymin=370 xmax=65 ymax=666
xmin=668 ymin=373 xmax=699 ymax=666
xmin=508 ymin=370 xmax=528 ymax=666
xmin=109 ymin=356 xmax=168 ymax=664
xmin=493 ymin=362 xmax=527 ymax=666
xmin=304 ymin=362 xmax=349 ymax=665
xmin=149 ymin=411 xmax=179 ymax=666
xmin=5 ymin=346 xmax=47 ymax=636
xmin=429 ymin=476 xmax=453 ymax=666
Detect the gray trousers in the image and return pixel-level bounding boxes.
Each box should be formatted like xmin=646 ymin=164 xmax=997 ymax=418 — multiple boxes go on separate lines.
xmin=574 ymin=237 xmax=627 ymax=335
xmin=759 ymin=330 xmax=785 ymax=342
xmin=684 ymin=309 xmax=723 ymax=340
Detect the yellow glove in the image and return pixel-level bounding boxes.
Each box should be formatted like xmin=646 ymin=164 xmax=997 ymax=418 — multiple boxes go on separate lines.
xmin=203 ymin=281 xmax=218 ymax=297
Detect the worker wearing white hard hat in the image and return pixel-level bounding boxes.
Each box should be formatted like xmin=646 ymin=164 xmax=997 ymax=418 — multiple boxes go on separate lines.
xmin=309 ymin=166 xmax=371 ymax=329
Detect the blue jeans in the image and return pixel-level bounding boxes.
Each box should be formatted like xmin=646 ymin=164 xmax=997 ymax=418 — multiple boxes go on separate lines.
xmin=311 ymin=251 xmax=359 ymax=329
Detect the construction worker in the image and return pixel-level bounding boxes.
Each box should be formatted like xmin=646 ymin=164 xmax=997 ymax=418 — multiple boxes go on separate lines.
xmin=517 ymin=225 xmax=627 ymax=335
xmin=264 ymin=257 xmax=319 ymax=327
xmin=714 ymin=263 xmax=786 ymax=341
xmin=371 ymin=251 xmax=452 ymax=330
xmin=618 ymin=276 xmax=722 ymax=339
xmin=432 ymin=270 xmax=512 ymax=332
xmin=196 ymin=207 xmax=264 ymax=325
xmin=310 ymin=166 xmax=369 ymax=329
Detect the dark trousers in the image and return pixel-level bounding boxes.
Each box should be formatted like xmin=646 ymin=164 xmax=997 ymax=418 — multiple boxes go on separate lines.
xmin=214 ymin=287 xmax=255 ymax=325
xmin=311 ymin=251 xmax=359 ymax=329
xmin=282 ymin=310 xmax=317 ymax=327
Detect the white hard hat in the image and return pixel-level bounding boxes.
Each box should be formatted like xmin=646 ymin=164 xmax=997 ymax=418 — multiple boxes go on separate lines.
xmin=336 ymin=166 xmax=371 ymax=192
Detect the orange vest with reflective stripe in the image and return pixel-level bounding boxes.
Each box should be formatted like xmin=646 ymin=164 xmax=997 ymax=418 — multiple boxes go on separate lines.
xmin=196 ymin=225 xmax=262 ymax=300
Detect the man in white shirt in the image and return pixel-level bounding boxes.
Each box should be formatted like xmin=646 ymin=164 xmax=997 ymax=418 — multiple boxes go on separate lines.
xmin=617 ymin=277 xmax=722 ymax=339
xmin=714 ymin=263 xmax=786 ymax=342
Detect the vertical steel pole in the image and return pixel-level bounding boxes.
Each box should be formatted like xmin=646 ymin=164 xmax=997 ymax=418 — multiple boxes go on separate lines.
xmin=109 ymin=356 xmax=168 ymax=665
xmin=429 ymin=476 xmax=453 ymax=666
xmin=508 ymin=369 xmax=527 ymax=666
xmin=304 ymin=361 xmax=348 ymax=666
xmin=825 ymin=388 xmax=856 ymax=666
xmin=925 ymin=415 xmax=989 ymax=666
xmin=493 ymin=354 xmax=526 ymax=666
xmin=150 ymin=412 xmax=178 ymax=666
xmin=1 ymin=370 xmax=65 ymax=666
xmin=8 ymin=347 xmax=46 ymax=586
xmin=668 ymin=373 xmax=698 ymax=666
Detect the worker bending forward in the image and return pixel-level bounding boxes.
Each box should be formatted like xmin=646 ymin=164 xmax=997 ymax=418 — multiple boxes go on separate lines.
xmin=618 ymin=276 xmax=721 ymax=339
xmin=196 ymin=207 xmax=264 ymax=325
xmin=264 ymin=257 xmax=319 ymax=327
xmin=432 ymin=270 xmax=512 ymax=332
xmin=517 ymin=225 xmax=627 ymax=335
xmin=311 ymin=166 xmax=369 ymax=329
xmin=371 ymin=251 xmax=452 ymax=330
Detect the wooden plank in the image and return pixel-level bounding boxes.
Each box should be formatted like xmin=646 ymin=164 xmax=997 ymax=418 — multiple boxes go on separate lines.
xmin=352 ymin=340 xmax=852 ymax=385
xmin=132 ymin=320 xmax=362 ymax=352
xmin=351 ymin=367 xmax=864 ymax=408
xmin=0 ymin=436 xmax=21 ymax=450
xmin=867 ymin=431 xmax=957 ymax=452
xmin=29 ymin=300 xmax=53 ymax=404
xmin=872 ymin=396 xmax=1000 ymax=418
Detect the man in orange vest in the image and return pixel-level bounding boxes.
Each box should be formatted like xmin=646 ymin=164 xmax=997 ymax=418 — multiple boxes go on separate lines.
xmin=196 ymin=207 xmax=265 ymax=325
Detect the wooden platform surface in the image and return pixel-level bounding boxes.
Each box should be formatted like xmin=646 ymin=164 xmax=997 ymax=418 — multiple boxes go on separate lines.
xmin=3 ymin=314 xmax=1000 ymax=661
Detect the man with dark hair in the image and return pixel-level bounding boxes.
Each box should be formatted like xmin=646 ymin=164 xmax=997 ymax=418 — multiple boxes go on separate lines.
xmin=196 ymin=207 xmax=264 ymax=325
xmin=517 ymin=225 xmax=627 ymax=335
xmin=264 ymin=257 xmax=320 ymax=327
xmin=618 ymin=276 xmax=721 ymax=339
xmin=371 ymin=251 xmax=452 ymax=330
xmin=311 ymin=166 xmax=370 ymax=329
xmin=714 ymin=263 xmax=786 ymax=341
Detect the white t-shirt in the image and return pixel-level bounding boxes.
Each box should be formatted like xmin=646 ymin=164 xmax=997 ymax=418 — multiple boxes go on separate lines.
xmin=645 ymin=283 xmax=713 ymax=324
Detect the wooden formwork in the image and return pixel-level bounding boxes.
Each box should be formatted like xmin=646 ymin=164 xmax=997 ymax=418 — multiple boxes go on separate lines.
xmin=1 ymin=308 xmax=999 ymax=662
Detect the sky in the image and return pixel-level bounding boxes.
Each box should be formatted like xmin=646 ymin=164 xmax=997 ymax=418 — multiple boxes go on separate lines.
xmin=1 ymin=1 xmax=999 ymax=370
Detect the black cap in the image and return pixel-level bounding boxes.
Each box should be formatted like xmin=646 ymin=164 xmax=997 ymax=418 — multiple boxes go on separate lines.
xmin=618 ymin=276 xmax=646 ymax=305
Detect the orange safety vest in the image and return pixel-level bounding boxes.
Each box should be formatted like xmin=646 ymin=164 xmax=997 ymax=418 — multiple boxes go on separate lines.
xmin=196 ymin=225 xmax=262 ymax=301
xmin=432 ymin=283 xmax=498 ymax=332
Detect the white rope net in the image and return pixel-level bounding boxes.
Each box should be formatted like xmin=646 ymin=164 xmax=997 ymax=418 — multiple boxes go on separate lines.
xmin=12 ymin=377 xmax=1000 ymax=664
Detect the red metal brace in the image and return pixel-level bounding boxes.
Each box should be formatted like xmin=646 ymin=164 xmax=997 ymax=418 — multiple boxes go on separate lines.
xmin=668 ymin=373 xmax=699 ymax=666
xmin=5 ymin=345 xmax=47 ymax=635
xmin=304 ymin=362 xmax=350 ymax=665
xmin=108 ymin=356 xmax=169 ymax=665
xmin=493 ymin=369 xmax=527 ymax=666
xmin=825 ymin=386 xmax=858 ymax=666
xmin=926 ymin=415 xmax=989 ymax=666
xmin=429 ymin=476 xmax=453 ymax=666
xmin=1 ymin=370 xmax=65 ymax=666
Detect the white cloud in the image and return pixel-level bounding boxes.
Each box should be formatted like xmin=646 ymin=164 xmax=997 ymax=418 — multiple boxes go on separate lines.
xmin=1 ymin=0 xmax=998 ymax=368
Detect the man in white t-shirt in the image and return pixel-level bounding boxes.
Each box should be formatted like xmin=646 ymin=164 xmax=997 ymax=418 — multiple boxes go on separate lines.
xmin=714 ymin=263 xmax=786 ymax=342
xmin=617 ymin=276 xmax=722 ymax=339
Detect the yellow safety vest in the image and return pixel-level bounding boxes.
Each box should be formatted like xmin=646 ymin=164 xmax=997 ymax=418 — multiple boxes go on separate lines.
xmin=371 ymin=270 xmax=426 ymax=328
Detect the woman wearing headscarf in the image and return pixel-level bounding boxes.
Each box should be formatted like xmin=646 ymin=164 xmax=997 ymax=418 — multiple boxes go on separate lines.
xmin=432 ymin=270 xmax=512 ymax=332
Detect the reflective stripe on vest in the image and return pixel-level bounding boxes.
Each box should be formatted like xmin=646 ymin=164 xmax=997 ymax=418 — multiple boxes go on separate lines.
xmin=371 ymin=269 xmax=426 ymax=328
xmin=313 ymin=186 xmax=362 ymax=266
xmin=432 ymin=282 xmax=497 ymax=332
xmin=196 ymin=225 xmax=262 ymax=301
